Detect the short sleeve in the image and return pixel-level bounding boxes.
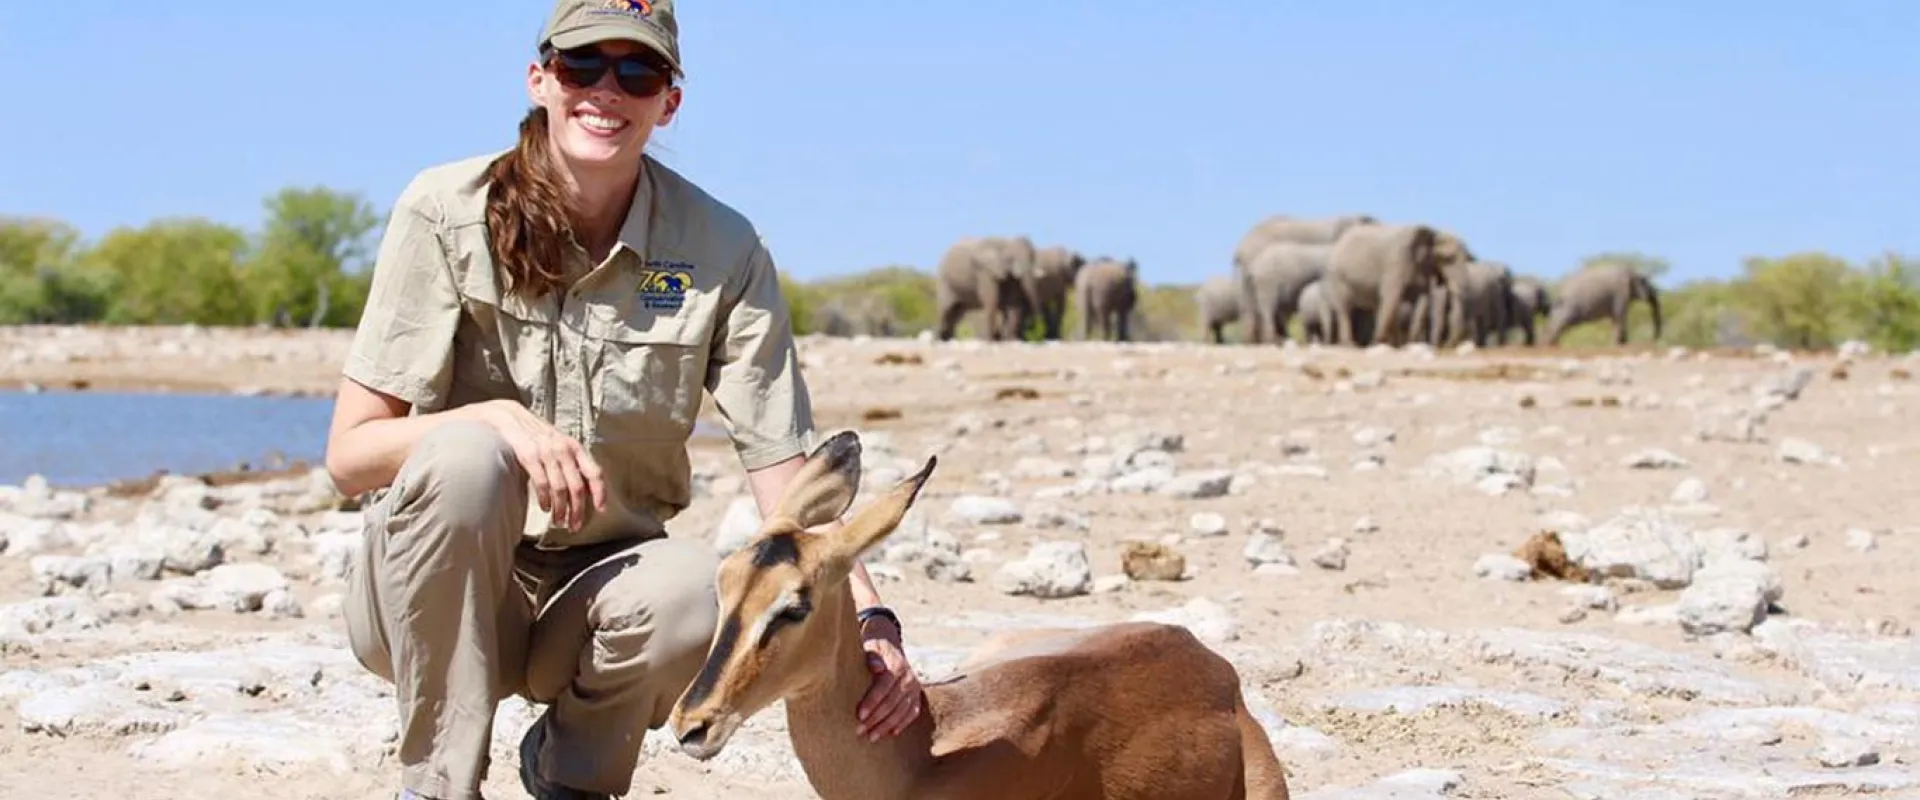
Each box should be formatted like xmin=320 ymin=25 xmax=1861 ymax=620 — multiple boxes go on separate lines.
xmin=705 ymin=237 xmax=815 ymax=471
xmin=342 ymin=189 xmax=461 ymax=411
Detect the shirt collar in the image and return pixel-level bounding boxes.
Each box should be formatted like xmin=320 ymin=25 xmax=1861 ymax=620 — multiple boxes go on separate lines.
xmin=611 ymin=159 xmax=654 ymax=262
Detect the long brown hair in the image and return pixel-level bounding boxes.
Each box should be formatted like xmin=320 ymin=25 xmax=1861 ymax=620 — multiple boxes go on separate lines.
xmin=481 ymin=106 xmax=573 ymax=298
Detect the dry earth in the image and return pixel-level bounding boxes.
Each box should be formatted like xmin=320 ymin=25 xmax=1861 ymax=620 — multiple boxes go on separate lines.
xmin=4 ymin=324 xmax=1920 ymax=799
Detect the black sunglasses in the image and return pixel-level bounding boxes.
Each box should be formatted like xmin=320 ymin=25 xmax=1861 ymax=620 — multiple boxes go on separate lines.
xmin=544 ymin=45 xmax=673 ymax=98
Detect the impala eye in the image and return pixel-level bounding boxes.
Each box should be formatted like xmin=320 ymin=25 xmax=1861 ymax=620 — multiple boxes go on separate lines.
xmin=757 ymin=596 xmax=811 ymax=647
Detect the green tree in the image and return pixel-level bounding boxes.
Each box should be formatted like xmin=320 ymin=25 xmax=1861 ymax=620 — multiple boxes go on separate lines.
xmin=0 ymin=217 xmax=108 ymax=323
xmin=1655 ymin=278 xmax=1738 ymax=349
xmin=786 ymin=265 xmax=938 ymax=336
xmin=1840 ymin=252 xmax=1920 ymax=352
xmin=1732 ymin=252 xmax=1852 ymax=349
xmin=84 ymin=218 xmax=254 ymax=325
xmin=779 ymin=272 xmax=819 ymax=335
xmin=244 ymin=186 xmax=382 ymax=327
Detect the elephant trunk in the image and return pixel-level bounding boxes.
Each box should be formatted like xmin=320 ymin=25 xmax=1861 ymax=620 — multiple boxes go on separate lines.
xmin=1236 ymin=267 xmax=1264 ymax=343
xmin=1638 ymin=274 xmax=1663 ymax=341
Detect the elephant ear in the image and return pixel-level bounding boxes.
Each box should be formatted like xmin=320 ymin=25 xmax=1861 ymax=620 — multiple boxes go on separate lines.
xmin=1408 ymin=227 xmax=1438 ymax=281
xmin=978 ymin=244 xmax=1015 ymax=280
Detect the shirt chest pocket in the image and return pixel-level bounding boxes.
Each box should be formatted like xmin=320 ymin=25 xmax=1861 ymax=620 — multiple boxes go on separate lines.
xmin=449 ymin=264 xmax=556 ymax=409
xmin=591 ymin=311 xmax=711 ymax=443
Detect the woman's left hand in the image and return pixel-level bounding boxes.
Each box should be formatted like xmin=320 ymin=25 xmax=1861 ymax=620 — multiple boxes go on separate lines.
xmin=855 ymin=617 xmax=921 ymax=741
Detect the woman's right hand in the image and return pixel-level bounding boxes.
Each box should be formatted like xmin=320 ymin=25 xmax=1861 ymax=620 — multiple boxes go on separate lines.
xmin=478 ymin=399 xmax=606 ymax=531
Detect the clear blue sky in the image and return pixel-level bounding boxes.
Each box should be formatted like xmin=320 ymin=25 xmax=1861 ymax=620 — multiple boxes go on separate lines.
xmin=3 ymin=2 xmax=1916 ymax=286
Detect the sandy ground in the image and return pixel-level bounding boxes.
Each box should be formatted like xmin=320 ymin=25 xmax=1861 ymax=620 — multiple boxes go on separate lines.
xmin=3 ymin=324 xmax=1919 ymax=799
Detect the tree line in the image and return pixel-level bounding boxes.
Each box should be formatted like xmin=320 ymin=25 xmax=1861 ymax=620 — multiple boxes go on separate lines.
xmin=2 ymin=187 xmax=380 ymax=329
xmin=4 ymin=186 xmax=1916 ymax=352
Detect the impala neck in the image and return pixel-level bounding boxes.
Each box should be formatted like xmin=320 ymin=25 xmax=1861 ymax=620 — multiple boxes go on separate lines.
xmin=783 ymin=578 xmax=937 ymax=800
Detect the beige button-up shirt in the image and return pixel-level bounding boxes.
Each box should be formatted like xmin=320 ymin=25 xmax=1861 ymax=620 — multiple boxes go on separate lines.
xmin=344 ymin=151 xmax=815 ymax=548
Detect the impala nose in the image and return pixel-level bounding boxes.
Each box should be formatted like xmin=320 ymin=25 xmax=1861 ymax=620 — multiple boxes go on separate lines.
xmin=677 ymin=721 xmax=710 ymax=749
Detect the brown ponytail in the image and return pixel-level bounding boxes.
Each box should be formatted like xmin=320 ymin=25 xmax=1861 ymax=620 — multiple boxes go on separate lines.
xmin=481 ymin=106 xmax=573 ymax=298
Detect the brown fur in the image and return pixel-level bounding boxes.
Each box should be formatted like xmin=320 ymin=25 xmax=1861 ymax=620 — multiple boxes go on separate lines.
xmin=669 ymin=432 xmax=1291 ymax=800
xmin=1513 ymin=530 xmax=1591 ymax=582
xmin=1121 ymin=541 xmax=1186 ymax=581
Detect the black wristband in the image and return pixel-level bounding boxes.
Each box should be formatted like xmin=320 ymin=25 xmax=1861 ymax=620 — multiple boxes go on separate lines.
xmin=857 ymin=605 xmax=901 ymax=633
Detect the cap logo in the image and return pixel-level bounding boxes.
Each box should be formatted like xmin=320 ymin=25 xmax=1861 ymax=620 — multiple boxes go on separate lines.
xmin=600 ymin=0 xmax=651 ymax=17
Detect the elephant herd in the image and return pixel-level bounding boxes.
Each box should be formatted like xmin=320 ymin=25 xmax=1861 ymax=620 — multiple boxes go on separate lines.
xmin=924 ymin=218 xmax=1663 ymax=348
xmin=1196 ymin=214 xmax=1664 ymax=349
xmin=934 ymin=236 xmax=1143 ymax=341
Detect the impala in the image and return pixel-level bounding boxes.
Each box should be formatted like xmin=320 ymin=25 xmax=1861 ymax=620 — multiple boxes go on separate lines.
xmin=667 ymin=430 xmax=1291 ymax=799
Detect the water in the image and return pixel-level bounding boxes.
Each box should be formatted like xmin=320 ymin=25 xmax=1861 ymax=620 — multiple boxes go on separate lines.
xmin=0 ymin=391 xmax=337 ymax=488
xmin=0 ymin=391 xmax=730 ymax=489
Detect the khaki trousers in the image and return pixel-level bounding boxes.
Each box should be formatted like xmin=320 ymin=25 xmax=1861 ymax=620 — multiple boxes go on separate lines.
xmin=344 ymin=420 xmax=721 ymax=800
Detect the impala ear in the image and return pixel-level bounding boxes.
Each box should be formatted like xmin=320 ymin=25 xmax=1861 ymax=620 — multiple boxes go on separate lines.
xmin=763 ymin=431 xmax=862 ymax=533
xmin=823 ymin=455 xmax=938 ymax=574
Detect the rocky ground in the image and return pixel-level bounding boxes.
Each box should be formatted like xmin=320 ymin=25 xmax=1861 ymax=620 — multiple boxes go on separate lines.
xmin=3 ymin=325 xmax=1919 ymax=799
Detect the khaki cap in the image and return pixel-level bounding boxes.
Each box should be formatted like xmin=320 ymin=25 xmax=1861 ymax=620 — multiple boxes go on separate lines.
xmin=538 ymin=0 xmax=682 ymax=75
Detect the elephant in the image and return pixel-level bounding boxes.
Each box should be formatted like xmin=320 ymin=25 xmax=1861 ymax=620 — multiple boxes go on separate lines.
xmin=1503 ymin=275 xmax=1551 ymax=345
xmin=935 ymin=235 xmax=1038 ymax=341
xmin=1230 ymin=214 xmax=1378 ymax=342
xmin=1241 ymin=241 xmax=1335 ymax=345
xmin=1403 ymin=289 xmax=1442 ymax=345
xmin=1543 ymin=262 xmax=1663 ymax=346
xmin=1298 ymin=280 xmax=1331 ymax=343
xmin=1194 ymin=275 xmax=1241 ymax=344
xmin=1300 ymin=280 xmax=1379 ymax=345
xmin=1075 ymin=257 xmax=1139 ymax=341
xmin=1028 ymin=246 xmax=1087 ymax=340
xmin=811 ymin=295 xmax=896 ymax=338
xmin=1417 ymin=260 xmax=1516 ymax=347
xmin=1320 ymin=224 xmax=1473 ymax=347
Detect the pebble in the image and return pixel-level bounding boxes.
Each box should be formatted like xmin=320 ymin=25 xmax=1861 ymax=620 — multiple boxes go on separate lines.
xmin=947 ymin=495 xmax=1023 ymax=525
xmin=1161 ymin=470 xmax=1233 ymax=500
xmin=991 ymin=541 xmax=1092 ymax=598
xmin=1473 ymin=554 xmax=1532 ymax=581
xmin=1678 ymin=560 xmax=1783 ymax=636
xmin=1310 ymin=539 xmax=1350 ymax=571
xmin=1777 ymin=437 xmax=1834 ymax=465
xmin=1189 ymin=512 xmax=1229 ymax=537
xmin=1671 ymin=477 xmax=1711 ymax=504
xmin=1846 ymin=528 xmax=1878 ymax=553
xmin=1623 ymin=448 xmax=1690 ymax=470
xmin=1245 ymin=533 xmax=1293 ymax=568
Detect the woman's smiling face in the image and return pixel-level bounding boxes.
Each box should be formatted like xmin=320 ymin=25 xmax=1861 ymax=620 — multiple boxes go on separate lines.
xmin=527 ymin=38 xmax=682 ymax=172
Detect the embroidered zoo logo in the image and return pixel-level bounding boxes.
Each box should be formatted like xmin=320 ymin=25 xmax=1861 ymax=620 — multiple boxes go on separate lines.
xmin=598 ymin=0 xmax=651 ymax=17
xmin=638 ymin=269 xmax=692 ymax=311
